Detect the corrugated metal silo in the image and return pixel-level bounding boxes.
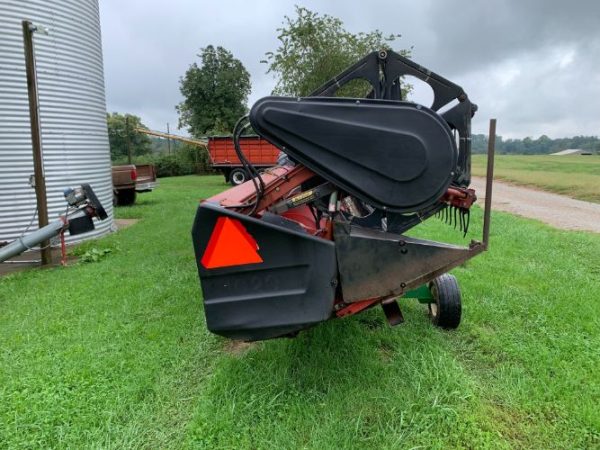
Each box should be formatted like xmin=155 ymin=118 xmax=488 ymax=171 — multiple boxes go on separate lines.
xmin=0 ymin=0 xmax=114 ymax=245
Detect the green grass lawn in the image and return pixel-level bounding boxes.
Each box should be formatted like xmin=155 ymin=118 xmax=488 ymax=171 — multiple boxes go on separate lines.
xmin=1 ymin=175 xmax=599 ymax=449
xmin=472 ymin=154 xmax=600 ymax=203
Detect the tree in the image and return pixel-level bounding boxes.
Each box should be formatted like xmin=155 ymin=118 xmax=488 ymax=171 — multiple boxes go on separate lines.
xmin=263 ymin=6 xmax=412 ymax=98
xmin=177 ymin=45 xmax=251 ymax=137
xmin=106 ymin=113 xmax=152 ymax=161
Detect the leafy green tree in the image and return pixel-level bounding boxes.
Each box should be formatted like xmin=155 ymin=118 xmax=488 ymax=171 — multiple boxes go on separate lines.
xmin=106 ymin=113 xmax=152 ymax=161
xmin=263 ymin=6 xmax=412 ymax=98
xmin=177 ymin=45 xmax=251 ymax=137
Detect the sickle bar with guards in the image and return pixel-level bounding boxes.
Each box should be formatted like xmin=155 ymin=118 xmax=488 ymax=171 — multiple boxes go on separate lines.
xmin=192 ymin=50 xmax=494 ymax=341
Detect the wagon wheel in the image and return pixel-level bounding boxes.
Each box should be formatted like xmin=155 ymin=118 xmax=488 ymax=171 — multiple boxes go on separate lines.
xmin=428 ymin=273 xmax=462 ymax=329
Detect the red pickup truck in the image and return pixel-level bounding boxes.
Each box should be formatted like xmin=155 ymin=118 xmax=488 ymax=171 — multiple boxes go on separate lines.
xmin=112 ymin=164 xmax=158 ymax=206
xmin=207 ymin=136 xmax=280 ymax=185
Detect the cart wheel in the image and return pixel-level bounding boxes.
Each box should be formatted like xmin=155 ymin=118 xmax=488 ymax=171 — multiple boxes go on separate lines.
xmin=230 ymin=168 xmax=248 ymax=186
xmin=428 ymin=274 xmax=461 ymax=329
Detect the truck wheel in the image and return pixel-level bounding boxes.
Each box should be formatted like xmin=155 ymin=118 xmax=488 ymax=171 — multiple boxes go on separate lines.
xmin=428 ymin=274 xmax=462 ymax=329
xmin=116 ymin=188 xmax=136 ymax=206
xmin=230 ymin=168 xmax=248 ymax=186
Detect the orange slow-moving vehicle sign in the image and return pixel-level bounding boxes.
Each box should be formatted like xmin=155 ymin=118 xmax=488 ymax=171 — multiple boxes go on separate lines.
xmin=200 ymin=217 xmax=263 ymax=269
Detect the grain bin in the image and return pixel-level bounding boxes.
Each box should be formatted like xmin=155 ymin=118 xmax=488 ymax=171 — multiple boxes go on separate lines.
xmin=0 ymin=0 xmax=113 ymax=245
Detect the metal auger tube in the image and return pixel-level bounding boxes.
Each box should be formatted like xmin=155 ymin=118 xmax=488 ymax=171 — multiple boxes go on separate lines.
xmin=0 ymin=219 xmax=66 ymax=263
xmin=0 ymin=184 xmax=108 ymax=264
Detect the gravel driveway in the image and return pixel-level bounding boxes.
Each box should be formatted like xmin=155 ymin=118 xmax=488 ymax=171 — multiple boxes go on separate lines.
xmin=471 ymin=176 xmax=600 ymax=233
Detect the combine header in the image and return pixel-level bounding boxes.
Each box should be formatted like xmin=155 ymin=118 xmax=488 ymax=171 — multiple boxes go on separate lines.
xmin=192 ymin=50 xmax=495 ymax=341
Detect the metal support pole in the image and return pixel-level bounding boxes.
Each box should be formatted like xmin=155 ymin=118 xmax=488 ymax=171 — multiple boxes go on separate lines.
xmin=125 ymin=116 xmax=132 ymax=164
xmin=167 ymin=122 xmax=171 ymax=155
xmin=482 ymin=118 xmax=496 ymax=249
xmin=22 ymin=20 xmax=52 ymax=266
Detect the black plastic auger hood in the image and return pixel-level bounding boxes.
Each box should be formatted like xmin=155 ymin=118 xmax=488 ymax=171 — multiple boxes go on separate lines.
xmin=250 ymin=96 xmax=458 ymax=213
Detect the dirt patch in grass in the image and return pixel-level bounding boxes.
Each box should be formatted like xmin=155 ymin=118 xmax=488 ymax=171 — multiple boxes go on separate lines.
xmin=223 ymin=340 xmax=256 ymax=355
xmin=0 ymin=247 xmax=77 ymax=276
xmin=114 ymin=218 xmax=139 ymax=229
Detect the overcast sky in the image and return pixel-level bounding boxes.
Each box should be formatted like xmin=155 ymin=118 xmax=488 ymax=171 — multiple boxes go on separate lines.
xmin=99 ymin=0 xmax=600 ymax=139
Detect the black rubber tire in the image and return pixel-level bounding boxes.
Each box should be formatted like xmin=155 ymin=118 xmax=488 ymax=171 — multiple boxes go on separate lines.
xmin=116 ymin=188 xmax=136 ymax=206
xmin=428 ymin=273 xmax=462 ymax=329
xmin=230 ymin=168 xmax=248 ymax=186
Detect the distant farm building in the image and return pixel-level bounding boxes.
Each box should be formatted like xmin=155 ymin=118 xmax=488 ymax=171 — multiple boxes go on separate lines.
xmin=551 ymin=149 xmax=593 ymax=155
xmin=551 ymin=148 xmax=592 ymax=156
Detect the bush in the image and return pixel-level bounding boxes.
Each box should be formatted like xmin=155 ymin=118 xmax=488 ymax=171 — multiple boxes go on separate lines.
xmin=153 ymin=154 xmax=193 ymax=177
xmin=178 ymin=144 xmax=212 ymax=175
